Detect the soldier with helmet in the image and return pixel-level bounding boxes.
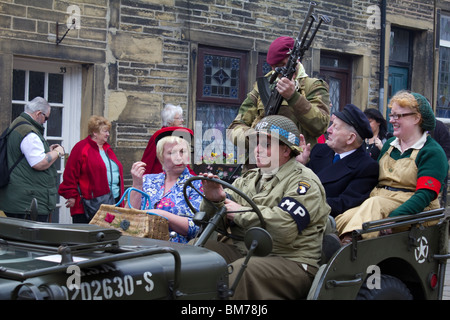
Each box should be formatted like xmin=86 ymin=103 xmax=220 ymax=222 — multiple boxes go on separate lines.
xmin=200 ymin=115 xmax=330 ymax=300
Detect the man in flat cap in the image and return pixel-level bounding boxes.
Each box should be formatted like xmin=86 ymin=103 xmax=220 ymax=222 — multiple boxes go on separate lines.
xmin=228 ymin=36 xmax=330 ymax=169
xmin=297 ymin=104 xmax=379 ymax=217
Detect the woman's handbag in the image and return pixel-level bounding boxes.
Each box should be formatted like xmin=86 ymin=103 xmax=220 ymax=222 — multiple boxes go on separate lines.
xmin=89 ymin=188 xmax=170 ymax=240
xmin=79 ymin=152 xmax=116 ymax=220
xmin=81 ymin=191 xmax=115 ymax=220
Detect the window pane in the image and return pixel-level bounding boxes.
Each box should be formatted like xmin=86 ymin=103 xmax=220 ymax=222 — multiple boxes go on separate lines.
xmin=202 ymin=55 xmax=240 ymax=99
xmin=195 ymin=103 xmax=239 ymax=163
xmin=262 ymin=61 xmax=271 ymax=75
xmin=12 ymin=103 xmax=24 ymax=120
xmin=48 ymin=73 xmax=64 ymax=103
xmin=328 ymin=77 xmax=341 ymax=114
xmin=196 ymin=47 xmax=248 ymax=167
xmin=47 ymin=107 xmax=62 ymax=136
xmin=29 ymin=71 xmax=45 ymax=100
xmin=437 ymin=46 xmax=450 ymax=117
xmin=13 ymin=69 xmax=26 ymax=101
xmin=389 ymin=28 xmax=410 ymax=63
xmin=321 ymin=56 xmax=351 ymax=69
xmin=257 ymin=54 xmax=271 ymax=78
xmin=441 ymin=14 xmax=450 ymax=42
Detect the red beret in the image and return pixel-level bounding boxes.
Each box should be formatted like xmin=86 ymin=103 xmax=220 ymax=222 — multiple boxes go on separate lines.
xmin=266 ymin=37 xmax=295 ymax=66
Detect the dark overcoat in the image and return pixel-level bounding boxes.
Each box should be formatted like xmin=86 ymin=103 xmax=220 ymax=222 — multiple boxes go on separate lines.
xmin=307 ymin=143 xmax=379 ymax=217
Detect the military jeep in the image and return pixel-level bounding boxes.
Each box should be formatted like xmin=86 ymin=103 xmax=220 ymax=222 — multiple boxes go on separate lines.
xmin=0 ymin=176 xmax=448 ymax=300
xmin=188 ymin=176 xmax=450 ymax=300
xmin=0 ymin=217 xmax=230 ymax=300
xmin=308 ymin=208 xmax=450 ymax=300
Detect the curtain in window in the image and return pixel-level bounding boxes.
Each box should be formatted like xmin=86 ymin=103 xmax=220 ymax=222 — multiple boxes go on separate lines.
xmin=194 ymin=103 xmax=239 ymax=164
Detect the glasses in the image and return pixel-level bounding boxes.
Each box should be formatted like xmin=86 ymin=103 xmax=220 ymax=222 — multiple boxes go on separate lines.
xmin=40 ymin=111 xmax=49 ymax=121
xmin=388 ymin=112 xmax=417 ymax=120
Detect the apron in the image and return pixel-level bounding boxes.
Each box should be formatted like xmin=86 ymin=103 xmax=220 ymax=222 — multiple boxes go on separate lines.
xmin=335 ymin=145 xmax=440 ymax=239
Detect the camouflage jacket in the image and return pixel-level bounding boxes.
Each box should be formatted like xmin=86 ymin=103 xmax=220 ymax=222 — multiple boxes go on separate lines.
xmin=228 ymin=74 xmax=330 ymax=148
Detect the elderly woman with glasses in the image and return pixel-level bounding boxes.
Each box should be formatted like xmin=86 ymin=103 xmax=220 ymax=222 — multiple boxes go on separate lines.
xmin=336 ymin=90 xmax=448 ymax=243
xmin=141 ymin=104 xmax=196 ymax=175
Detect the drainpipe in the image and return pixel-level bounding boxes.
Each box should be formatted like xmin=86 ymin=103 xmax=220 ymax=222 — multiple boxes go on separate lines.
xmin=433 ymin=0 xmax=439 ymax=112
xmin=378 ymin=0 xmax=387 ymax=113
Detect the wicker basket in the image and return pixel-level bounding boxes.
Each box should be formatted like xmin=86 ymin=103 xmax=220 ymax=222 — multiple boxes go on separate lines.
xmin=89 ymin=188 xmax=170 ymax=240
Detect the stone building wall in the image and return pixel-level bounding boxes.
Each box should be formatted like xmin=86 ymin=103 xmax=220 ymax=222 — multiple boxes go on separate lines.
xmin=0 ymin=0 xmax=444 ymax=184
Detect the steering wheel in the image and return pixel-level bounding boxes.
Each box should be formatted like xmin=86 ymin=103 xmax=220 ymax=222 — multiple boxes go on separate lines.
xmin=183 ymin=176 xmax=266 ymax=244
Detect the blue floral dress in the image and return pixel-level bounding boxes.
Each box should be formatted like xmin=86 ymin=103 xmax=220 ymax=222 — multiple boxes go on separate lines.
xmin=141 ymin=168 xmax=203 ymax=243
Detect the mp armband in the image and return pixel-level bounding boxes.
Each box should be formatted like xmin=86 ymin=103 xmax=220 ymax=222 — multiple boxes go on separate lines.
xmin=278 ymin=197 xmax=310 ymax=234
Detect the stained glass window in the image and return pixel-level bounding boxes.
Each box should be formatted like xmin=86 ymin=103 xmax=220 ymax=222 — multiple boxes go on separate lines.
xmin=202 ymin=54 xmax=239 ymax=100
xmin=195 ymin=47 xmax=248 ymax=169
xmin=196 ymin=47 xmax=247 ymax=104
xmin=328 ymin=77 xmax=341 ymax=114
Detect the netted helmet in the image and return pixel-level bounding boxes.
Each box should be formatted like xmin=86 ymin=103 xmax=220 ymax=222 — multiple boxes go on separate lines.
xmin=251 ymin=115 xmax=302 ymax=155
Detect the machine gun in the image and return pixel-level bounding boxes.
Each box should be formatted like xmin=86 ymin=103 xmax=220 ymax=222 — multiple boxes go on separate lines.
xmin=263 ymin=2 xmax=330 ymax=116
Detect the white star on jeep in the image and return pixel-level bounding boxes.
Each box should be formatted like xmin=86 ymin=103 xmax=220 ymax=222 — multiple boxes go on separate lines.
xmin=414 ymin=236 xmax=428 ymax=264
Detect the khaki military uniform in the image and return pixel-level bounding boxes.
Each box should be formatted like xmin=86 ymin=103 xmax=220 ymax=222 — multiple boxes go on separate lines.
xmin=228 ymin=73 xmax=330 ymax=150
xmin=201 ymin=158 xmax=330 ymax=299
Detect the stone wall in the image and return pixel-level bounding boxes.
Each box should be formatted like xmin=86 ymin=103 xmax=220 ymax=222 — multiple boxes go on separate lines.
xmin=0 ymin=0 xmax=443 ymax=184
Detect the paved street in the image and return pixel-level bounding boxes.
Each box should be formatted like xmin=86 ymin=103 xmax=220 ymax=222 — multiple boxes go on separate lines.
xmin=444 ymin=261 xmax=450 ymax=300
xmin=442 ymin=208 xmax=450 ymax=300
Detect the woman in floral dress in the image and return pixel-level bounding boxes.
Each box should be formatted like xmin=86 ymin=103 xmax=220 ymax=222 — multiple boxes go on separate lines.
xmin=129 ymin=135 xmax=203 ymax=243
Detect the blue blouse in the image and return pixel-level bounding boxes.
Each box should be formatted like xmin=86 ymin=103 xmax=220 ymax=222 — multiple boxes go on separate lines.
xmin=99 ymin=150 xmax=121 ymax=199
xmin=141 ymin=168 xmax=203 ymax=243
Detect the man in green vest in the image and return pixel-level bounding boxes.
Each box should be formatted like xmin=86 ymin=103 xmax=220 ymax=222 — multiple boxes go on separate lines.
xmin=0 ymin=97 xmax=65 ymax=221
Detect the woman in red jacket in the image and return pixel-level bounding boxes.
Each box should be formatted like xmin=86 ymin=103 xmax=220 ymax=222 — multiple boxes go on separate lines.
xmin=58 ymin=115 xmax=124 ymax=223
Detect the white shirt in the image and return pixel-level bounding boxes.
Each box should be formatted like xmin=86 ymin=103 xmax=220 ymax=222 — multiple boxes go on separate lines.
xmin=336 ymin=148 xmax=357 ymax=160
xmin=391 ymin=132 xmax=427 ymax=154
xmin=20 ymin=132 xmax=46 ymax=167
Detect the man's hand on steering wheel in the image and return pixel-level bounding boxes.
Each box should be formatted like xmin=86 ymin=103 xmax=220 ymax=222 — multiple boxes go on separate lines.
xmin=224 ymin=198 xmax=242 ymax=221
xmin=183 ymin=174 xmax=266 ymax=245
xmin=200 ymin=173 xmax=243 ymax=221
xmin=199 ymin=172 xmax=227 ymax=202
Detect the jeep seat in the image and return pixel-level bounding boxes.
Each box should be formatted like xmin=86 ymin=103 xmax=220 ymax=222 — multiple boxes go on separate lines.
xmin=320 ymin=216 xmax=341 ymax=265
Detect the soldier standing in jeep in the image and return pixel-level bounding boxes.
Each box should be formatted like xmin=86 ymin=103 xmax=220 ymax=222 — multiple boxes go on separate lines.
xmin=227 ymin=36 xmax=330 ymax=162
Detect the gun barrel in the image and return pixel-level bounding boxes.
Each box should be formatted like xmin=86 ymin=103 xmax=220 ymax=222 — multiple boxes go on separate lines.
xmin=297 ymin=2 xmax=317 ymax=43
xmin=304 ymin=15 xmax=326 ymax=50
